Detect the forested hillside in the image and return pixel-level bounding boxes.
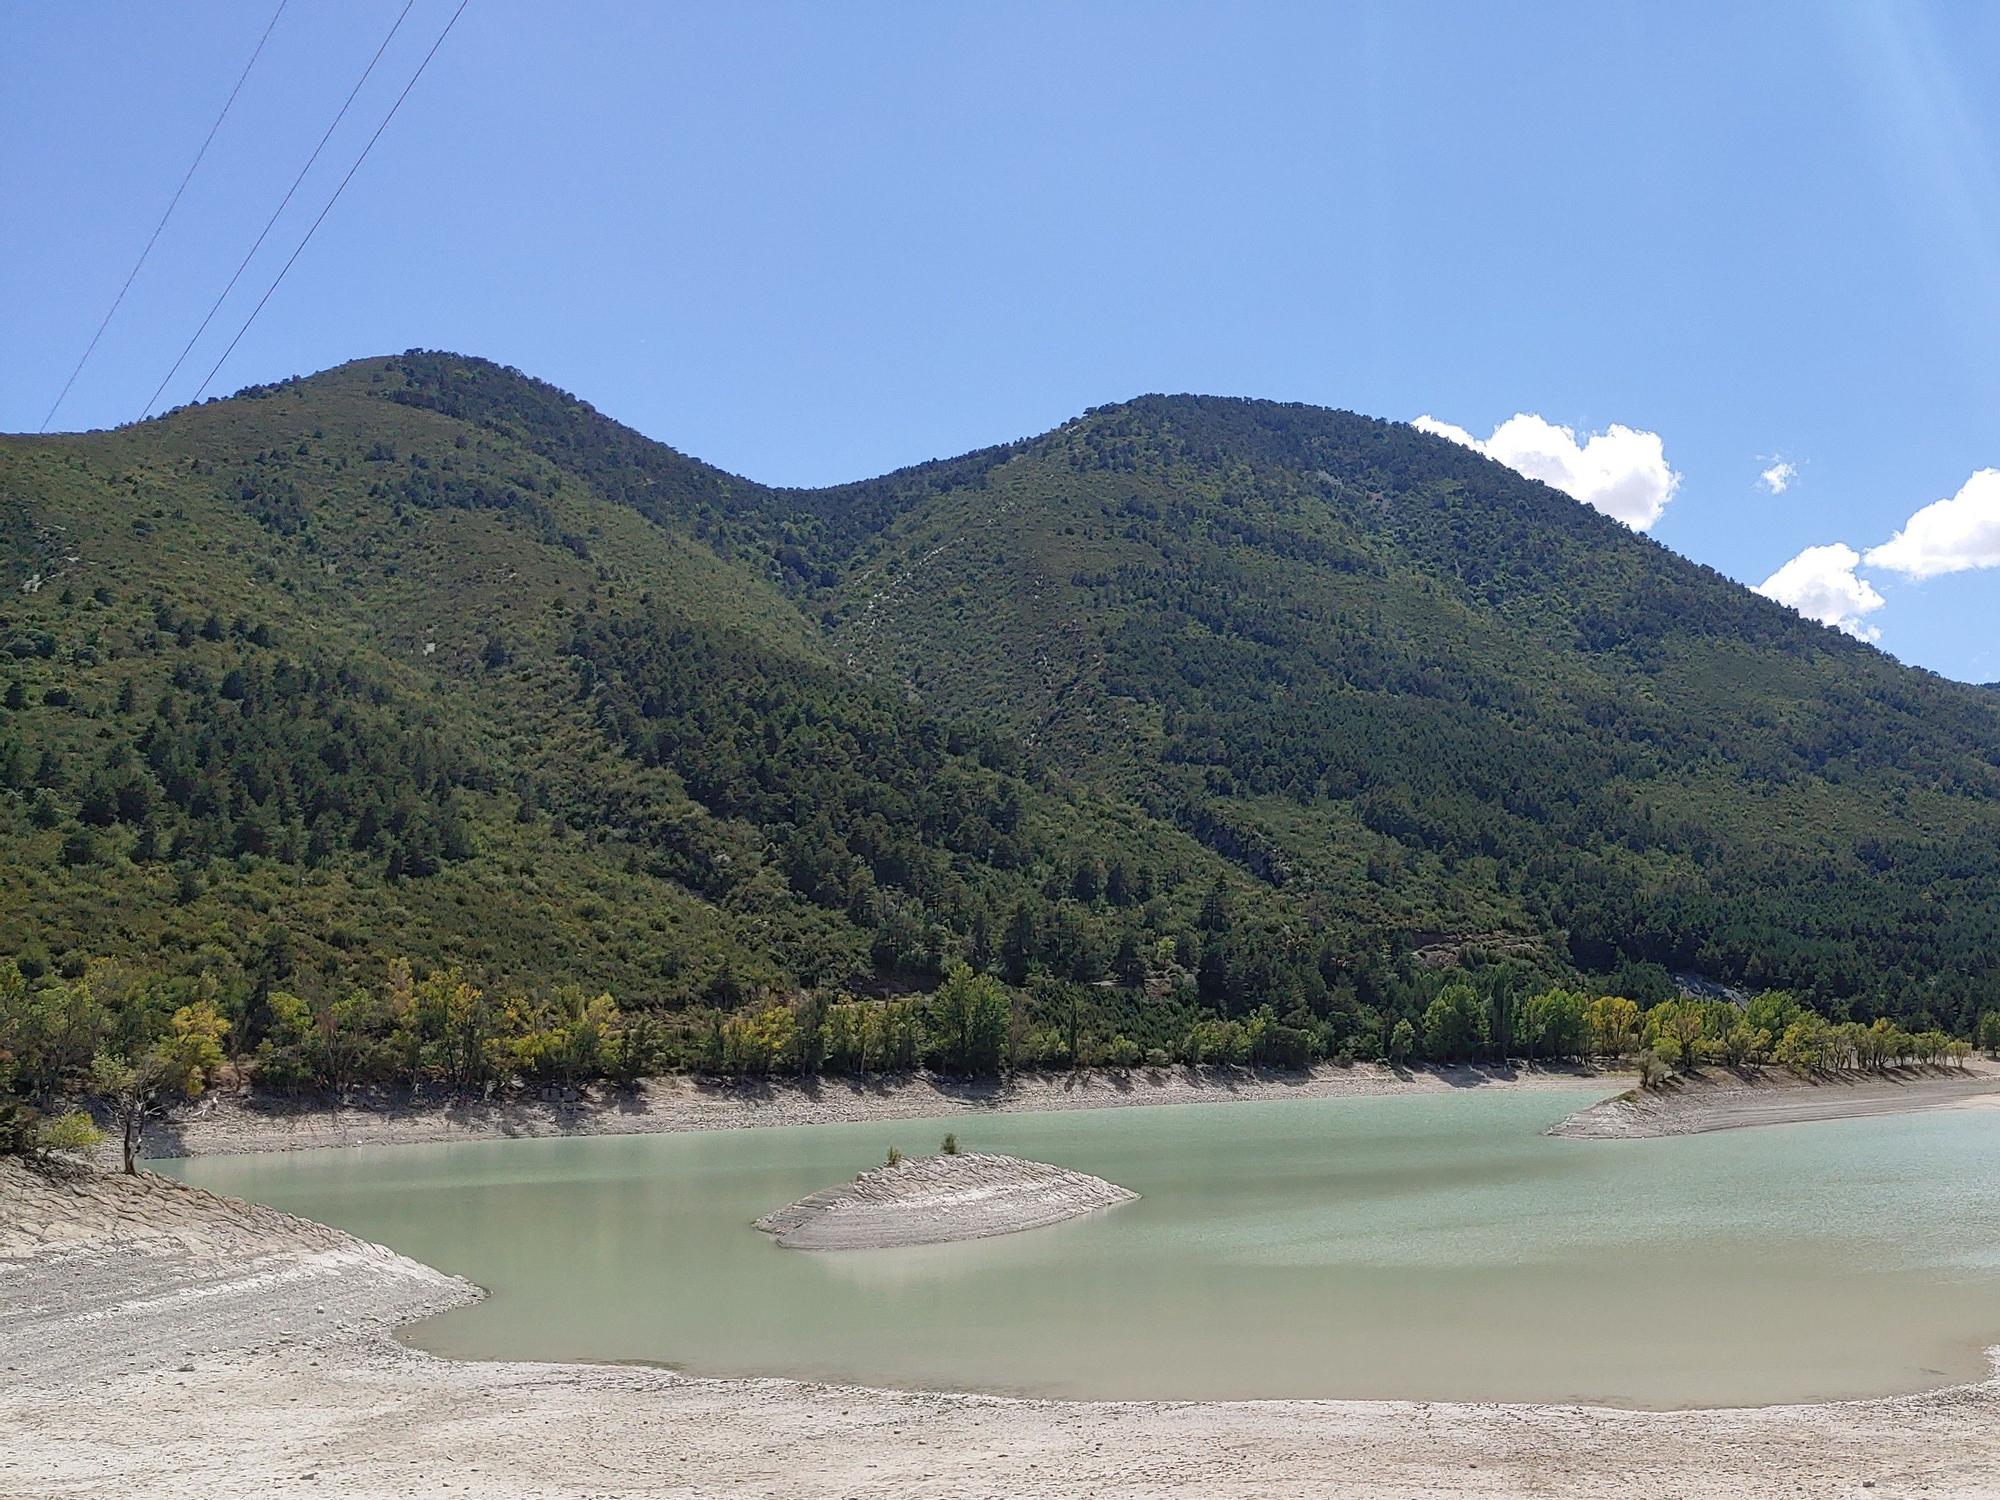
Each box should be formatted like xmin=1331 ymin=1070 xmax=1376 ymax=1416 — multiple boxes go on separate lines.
xmin=816 ymin=394 xmax=2000 ymax=1020
xmin=4 ymin=351 xmax=1999 ymax=1102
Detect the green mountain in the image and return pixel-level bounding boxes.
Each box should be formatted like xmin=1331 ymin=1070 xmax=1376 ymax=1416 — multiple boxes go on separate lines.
xmin=4 ymin=351 xmax=1997 ymax=1053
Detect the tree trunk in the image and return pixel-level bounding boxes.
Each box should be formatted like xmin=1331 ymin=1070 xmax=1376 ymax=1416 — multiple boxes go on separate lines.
xmin=121 ymin=1109 xmax=140 ymax=1174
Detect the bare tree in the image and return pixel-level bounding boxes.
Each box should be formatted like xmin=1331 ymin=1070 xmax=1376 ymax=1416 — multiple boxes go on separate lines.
xmin=88 ymin=1052 xmax=174 ymax=1174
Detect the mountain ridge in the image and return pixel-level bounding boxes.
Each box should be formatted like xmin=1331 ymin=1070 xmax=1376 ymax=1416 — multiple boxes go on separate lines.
xmin=3 ymin=350 xmax=1997 ymax=1051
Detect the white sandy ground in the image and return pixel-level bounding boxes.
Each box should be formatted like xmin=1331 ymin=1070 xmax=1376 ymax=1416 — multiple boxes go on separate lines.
xmin=1550 ymin=1059 xmax=2000 ymax=1138
xmin=8 ymin=1158 xmax=2000 ymax=1497
xmin=754 ymin=1152 xmax=1136 ymax=1250
xmin=142 ymin=1062 xmax=1623 ymax=1160
xmin=10 ymin=1064 xmax=2000 ymax=1497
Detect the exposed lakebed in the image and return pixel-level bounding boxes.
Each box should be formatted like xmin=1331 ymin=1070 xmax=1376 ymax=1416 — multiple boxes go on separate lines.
xmin=164 ymin=1085 xmax=2000 ymax=1408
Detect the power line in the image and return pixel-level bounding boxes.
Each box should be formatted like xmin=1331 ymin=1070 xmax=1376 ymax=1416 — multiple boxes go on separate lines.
xmin=191 ymin=0 xmax=471 ymax=406
xmin=41 ymin=0 xmax=289 ymax=432
xmin=143 ymin=0 xmax=417 ymax=420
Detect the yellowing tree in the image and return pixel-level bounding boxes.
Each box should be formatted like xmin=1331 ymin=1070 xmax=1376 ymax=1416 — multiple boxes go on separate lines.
xmin=721 ymin=1005 xmax=799 ymax=1074
xmin=1585 ymin=995 xmax=1639 ymax=1058
xmin=1646 ymin=998 xmax=1709 ymax=1071
xmin=1774 ymin=1014 xmax=1830 ymax=1073
xmin=159 ymin=999 xmax=228 ymax=1098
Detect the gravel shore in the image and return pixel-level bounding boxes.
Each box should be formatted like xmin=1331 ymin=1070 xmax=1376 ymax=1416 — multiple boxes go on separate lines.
xmin=142 ymin=1061 xmax=1624 ymax=1161
xmin=1550 ymin=1061 xmax=2000 ymax=1138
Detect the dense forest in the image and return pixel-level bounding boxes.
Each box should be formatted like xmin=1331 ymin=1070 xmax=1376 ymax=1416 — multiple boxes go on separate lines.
xmin=4 ymin=351 xmax=2000 ymax=1115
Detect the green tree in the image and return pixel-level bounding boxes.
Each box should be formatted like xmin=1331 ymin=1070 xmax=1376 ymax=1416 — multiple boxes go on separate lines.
xmin=382 ymin=958 xmax=434 ymax=1092
xmin=1104 ymin=1033 xmax=1142 ymax=1068
xmin=1745 ymin=990 xmax=1803 ymax=1041
xmin=925 ymin=964 xmax=1010 ymax=1075
xmin=58 ymin=828 xmax=98 ymax=867
xmin=1519 ymin=987 xmax=1587 ymax=1060
xmin=37 ymin=1109 xmax=104 ymax=1156
xmin=870 ymin=998 xmax=924 ymax=1072
xmin=1487 ymin=975 xmax=1515 ymax=1060
xmin=1113 ymin=931 xmax=1149 ymax=990
xmin=0 ymin=966 xmax=110 ymax=1096
xmin=606 ymin=1009 xmax=665 ymax=1088
xmin=1421 ymin=982 xmax=1488 ymax=1064
xmin=1633 ymin=1047 xmax=1673 ymax=1088
xmin=1387 ymin=1017 xmax=1417 ymax=1064
xmin=254 ymin=991 xmax=318 ymax=1093
xmin=432 ymin=967 xmax=501 ymax=1091
xmin=820 ymin=1000 xmax=871 ymax=1076
xmin=1197 ymin=877 xmax=1230 ymax=933
xmin=1000 ymin=902 xmax=1037 ymax=985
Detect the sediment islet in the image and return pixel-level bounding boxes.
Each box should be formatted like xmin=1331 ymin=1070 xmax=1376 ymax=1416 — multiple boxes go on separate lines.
xmin=1550 ymin=1063 xmax=2000 ymax=1139
xmin=754 ymin=1151 xmax=1136 ymax=1250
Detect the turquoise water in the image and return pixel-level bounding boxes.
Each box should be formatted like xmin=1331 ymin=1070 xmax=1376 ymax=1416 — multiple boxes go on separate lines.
xmin=165 ymin=1088 xmax=2000 ymax=1407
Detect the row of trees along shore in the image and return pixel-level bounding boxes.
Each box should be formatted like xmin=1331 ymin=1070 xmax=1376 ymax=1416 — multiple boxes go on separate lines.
xmin=3 ymin=956 xmax=1993 ymax=1171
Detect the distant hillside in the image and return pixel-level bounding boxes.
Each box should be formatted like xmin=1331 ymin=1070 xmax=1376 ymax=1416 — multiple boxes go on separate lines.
xmin=4 ymin=352 xmax=1998 ymax=1054
xmin=809 ymin=392 xmax=2000 ymax=1018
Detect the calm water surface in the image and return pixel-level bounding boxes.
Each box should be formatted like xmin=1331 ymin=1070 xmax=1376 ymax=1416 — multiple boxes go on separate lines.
xmin=166 ymin=1088 xmax=2000 ymax=1407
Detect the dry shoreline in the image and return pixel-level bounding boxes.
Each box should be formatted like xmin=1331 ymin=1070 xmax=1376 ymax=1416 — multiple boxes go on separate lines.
xmin=1551 ymin=1060 xmax=2000 ymax=1139
xmin=141 ymin=1061 xmax=1627 ymax=1161
xmin=7 ymin=1159 xmax=2000 ymax=1498
xmin=146 ymin=1054 xmax=2000 ymax=1164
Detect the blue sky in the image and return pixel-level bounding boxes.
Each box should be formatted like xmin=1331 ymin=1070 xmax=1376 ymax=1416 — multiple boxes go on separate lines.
xmin=4 ymin=2 xmax=1996 ymax=679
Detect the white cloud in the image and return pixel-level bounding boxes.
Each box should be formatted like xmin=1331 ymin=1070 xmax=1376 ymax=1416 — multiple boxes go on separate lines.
xmin=1755 ymin=542 xmax=1886 ymax=640
xmin=1758 ymin=459 xmax=1798 ymax=494
xmin=1863 ymin=468 xmax=2000 ymax=579
xmin=1412 ymin=412 xmax=1680 ymax=531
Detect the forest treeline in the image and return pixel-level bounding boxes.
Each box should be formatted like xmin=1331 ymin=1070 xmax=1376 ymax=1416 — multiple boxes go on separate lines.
xmin=5 ymin=948 xmax=1990 ymax=1133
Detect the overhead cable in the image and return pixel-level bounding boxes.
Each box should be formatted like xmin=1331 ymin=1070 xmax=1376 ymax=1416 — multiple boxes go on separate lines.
xmin=191 ymin=0 xmax=471 ymax=405
xmin=41 ymin=0 xmax=290 ymax=431
xmin=143 ymin=0 xmax=418 ymax=419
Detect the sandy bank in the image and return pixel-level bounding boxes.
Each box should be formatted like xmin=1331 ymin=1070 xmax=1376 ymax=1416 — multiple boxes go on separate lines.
xmin=0 ymin=1158 xmax=472 ymax=1393
xmin=755 ymin=1151 xmax=1135 ymax=1250
xmin=1551 ymin=1060 xmax=2000 ymax=1139
xmin=6 ymin=1162 xmax=2000 ymax=1498
xmin=142 ymin=1061 xmax=1622 ymax=1161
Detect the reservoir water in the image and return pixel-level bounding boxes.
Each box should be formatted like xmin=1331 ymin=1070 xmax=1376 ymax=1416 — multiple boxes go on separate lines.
xmin=166 ymin=1087 xmax=2000 ymax=1407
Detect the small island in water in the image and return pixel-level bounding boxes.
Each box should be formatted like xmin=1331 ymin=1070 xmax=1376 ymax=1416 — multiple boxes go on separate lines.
xmin=755 ymin=1150 xmax=1136 ymax=1250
